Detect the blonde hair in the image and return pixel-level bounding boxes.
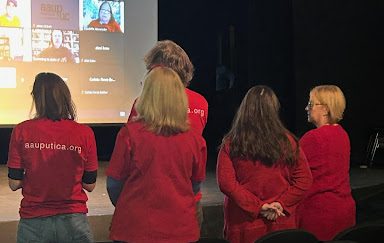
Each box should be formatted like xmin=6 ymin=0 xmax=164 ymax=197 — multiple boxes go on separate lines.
xmin=144 ymin=40 xmax=194 ymax=87
xmin=310 ymin=85 xmax=346 ymax=124
xmin=136 ymin=67 xmax=189 ymax=136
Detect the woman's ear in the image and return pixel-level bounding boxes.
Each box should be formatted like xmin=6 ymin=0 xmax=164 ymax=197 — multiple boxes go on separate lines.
xmin=322 ymin=105 xmax=330 ymax=117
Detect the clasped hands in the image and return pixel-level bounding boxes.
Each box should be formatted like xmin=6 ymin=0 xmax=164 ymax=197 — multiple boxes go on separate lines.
xmin=260 ymin=202 xmax=286 ymax=221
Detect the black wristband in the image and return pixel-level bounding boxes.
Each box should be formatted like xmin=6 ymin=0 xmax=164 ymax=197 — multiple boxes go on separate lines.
xmin=82 ymin=170 xmax=97 ymax=184
xmin=8 ymin=168 xmax=24 ymax=180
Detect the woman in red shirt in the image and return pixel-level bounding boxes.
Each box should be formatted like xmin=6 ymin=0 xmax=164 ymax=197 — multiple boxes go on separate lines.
xmin=106 ymin=67 xmax=206 ymax=243
xmin=296 ymin=85 xmax=356 ymax=241
xmin=128 ymin=40 xmax=208 ymax=135
xmin=217 ymin=85 xmax=313 ymax=243
xmin=7 ymin=72 xmax=98 ymax=243
xmin=88 ymin=1 xmax=122 ymax=33
xmin=127 ymin=40 xmax=208 ymax=226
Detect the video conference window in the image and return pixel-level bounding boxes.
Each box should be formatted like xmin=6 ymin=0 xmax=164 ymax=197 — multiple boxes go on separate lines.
xmin=0 ymin=0 xmax=31 ymax=62
xmin=32 ymin=28 xmax=79 ymax=63
xmin=0 ymin=0 xmax=126 ymax=65
xmin=0 ymin=0 xmax=157 ymax=125
xmin=82 ymin=0 xmax=124 ymax=33
xmin=0 ymin=27 xmax=23 ymax=61
xmin=0 ymin=0 xmax=22 ymax=27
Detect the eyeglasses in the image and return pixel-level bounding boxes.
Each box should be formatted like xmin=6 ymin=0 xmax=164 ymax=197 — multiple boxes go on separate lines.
xmin=306 ymin=101 xmax=324 ymax=109
xmin=100 ymin=9 xmax=111 ymax=14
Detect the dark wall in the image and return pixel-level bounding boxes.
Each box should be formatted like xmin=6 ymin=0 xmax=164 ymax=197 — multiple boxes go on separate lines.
xmin=293 ymin=0 xmax=384 ymax=164
xmin=156 ymin=0 xmax=295 ymax=168
xmin=158 ymin=0 xmax=384 ymax=165
xmin=1 ymin=0 xmax=383 ymax=167
xmin=243 ymin=0 xmax=294 ymax=128
xmin=157 ymin=0 xmax=251 ymax=167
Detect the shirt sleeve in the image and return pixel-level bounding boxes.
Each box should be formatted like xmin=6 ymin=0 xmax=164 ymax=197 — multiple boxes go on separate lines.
xmin=106 ymin=125 xmax=132 ymax=181
xmin=202 ymin=100 xmax=208 ymax=129
xmin=299 ymin=130 xmax=322 ymax=171
xmin=8 ymin=168 xmax=24 ymax=180
xmin=84 ymin=128 xmax=98 ymax=172
xmin=106 ymin=176 xmax=124 ymax=206
xmin=216 ymin=143 xmax=264 ymax=218
xmin=277 ymin=146 xmax=313 ymax=215
xmin=7 ymin=126 xmax=23 ymax=170
xmin=191 ymin=136 xmax=207 ymax=182
xmin=82 ymin=170 xmax=97 ymax=184
xmin=113 ymin=20 xmax=122 ymax=32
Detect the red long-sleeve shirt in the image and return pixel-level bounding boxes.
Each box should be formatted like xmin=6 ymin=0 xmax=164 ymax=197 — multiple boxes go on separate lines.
xmin=106 ymin=121 xmax=206 ymax=243
xmin=217 ymin=134 xmax=313 ymax=243
xmin=296 ymin=124 xmax=356 ymax=241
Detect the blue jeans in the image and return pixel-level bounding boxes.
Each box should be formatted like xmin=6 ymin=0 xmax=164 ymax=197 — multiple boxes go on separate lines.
xmin=17 ymin=213 xmax=93 ymax=243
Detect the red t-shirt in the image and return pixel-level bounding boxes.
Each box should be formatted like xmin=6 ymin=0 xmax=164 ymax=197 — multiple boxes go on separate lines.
xmin=296 ymin=125 xmax=356 ymax=241
xmin=128 ymin=88 xmax=208 ymax=135
xmin=7 ymin=118 xmax=98 ymax=218
xmin=88 ymin=19 xmax=122 ymax=32
xmin=217 ymin=134 xmax=313 ymax=243
xmin=106 ymin=121 xmax=206 ymax=243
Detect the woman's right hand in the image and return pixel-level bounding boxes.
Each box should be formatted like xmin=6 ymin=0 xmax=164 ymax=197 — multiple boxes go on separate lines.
xmin=260 ymin=202 xmax=285 ymax=221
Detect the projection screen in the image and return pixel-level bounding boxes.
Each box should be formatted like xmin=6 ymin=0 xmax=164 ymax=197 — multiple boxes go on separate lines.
xmin=0 ymin=0 xmax=158 ymax=125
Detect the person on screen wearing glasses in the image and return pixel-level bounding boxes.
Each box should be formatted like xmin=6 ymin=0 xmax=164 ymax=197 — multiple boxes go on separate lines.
xmin=0 ymin=0 xmax=21 ymax=27
xmin=7 ymin=72 xmax=98 ymax=242
xmin=38 ymin=29 xmax=76 ymax=63
xmin=88 ymin=1 xmax=122 ymax=33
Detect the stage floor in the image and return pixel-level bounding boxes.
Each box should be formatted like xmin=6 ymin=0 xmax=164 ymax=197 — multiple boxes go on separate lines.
xmin=0 ymin=161 xmax=222 ymax=222
xmin=1 ymin=161 xmax=384 ymax=242
xmin=1 ymin=161 xmax=384 ymax=222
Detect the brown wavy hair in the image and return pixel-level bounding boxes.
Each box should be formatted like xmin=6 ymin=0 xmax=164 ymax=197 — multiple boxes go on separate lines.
xmin=221 ymin=85 xmax=298 ymax=167
xmin=144 ymin=40 xmax=194 ymax=87
xmin=31 ymin=72 xmax=76 ymax=121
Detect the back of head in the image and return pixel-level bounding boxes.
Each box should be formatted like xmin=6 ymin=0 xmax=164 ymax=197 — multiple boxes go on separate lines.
xmin=223 ymin=85 xmax=298 ymax=166
xmin=31 ymin=72 xmax=76 ymax=121
xmin=136 ymin=67 xmax=189 ymax=136
xmin=235 ymin=85 xmax=281 ymax=128
xmin=144 ymin=40 xmax=194 ymax=86
xmin=310 ymin=85 xmax=346 ymax=124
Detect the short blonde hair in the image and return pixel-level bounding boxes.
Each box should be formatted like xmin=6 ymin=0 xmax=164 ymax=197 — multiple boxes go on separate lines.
xmin=310 ymin=85 xmax=346 ymax=124
xmin=144 ymin=40 xmax=194 ymax=87
xmin=136 ymin=67 xmax=189 ymax=135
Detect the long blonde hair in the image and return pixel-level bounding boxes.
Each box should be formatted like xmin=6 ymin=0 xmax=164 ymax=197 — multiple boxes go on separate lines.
xmin=136 ymin=67 xmax=189 ymax=136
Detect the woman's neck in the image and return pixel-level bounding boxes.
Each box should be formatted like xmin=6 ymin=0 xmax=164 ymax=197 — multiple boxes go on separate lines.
xmin=315 ymin=117 xmax=330 ymax=128
xmin=317 ymin=122 xmax=339 ymax=128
